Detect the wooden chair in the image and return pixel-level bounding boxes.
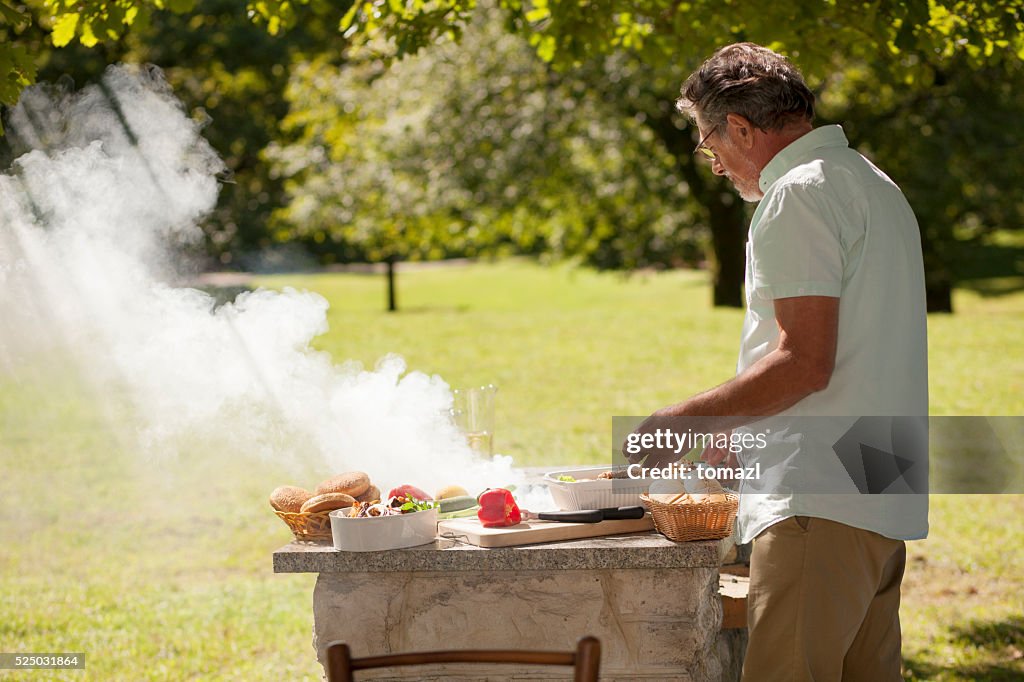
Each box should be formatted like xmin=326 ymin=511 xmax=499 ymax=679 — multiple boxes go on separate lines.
xmin=324 ymin=636 xmax=601 ymax=681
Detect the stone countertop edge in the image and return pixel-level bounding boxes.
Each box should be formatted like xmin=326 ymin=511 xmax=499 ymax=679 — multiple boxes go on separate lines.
xmin=273 ymin=532 xmax=723 ymax=573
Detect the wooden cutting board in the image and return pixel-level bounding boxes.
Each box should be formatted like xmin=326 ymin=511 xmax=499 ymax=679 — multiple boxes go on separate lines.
xmin=437 ymin=515 xmax=655 ymax=548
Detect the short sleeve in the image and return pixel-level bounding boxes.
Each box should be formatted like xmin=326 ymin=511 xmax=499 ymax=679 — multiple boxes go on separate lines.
xmin=749 ymin=183 xmax=844 ymax=300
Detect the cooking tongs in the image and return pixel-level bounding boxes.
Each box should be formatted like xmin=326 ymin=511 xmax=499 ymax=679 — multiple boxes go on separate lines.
xmin=521 ymin=505 xmax=647 ymax=524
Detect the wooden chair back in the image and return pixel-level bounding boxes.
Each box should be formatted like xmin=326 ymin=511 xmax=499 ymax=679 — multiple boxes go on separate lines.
xmin=325 ymin=636 xmax=601 ymax=681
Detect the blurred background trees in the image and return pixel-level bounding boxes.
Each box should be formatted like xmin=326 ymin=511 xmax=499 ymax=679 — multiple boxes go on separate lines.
xmin=821 ymin=51 xmax=1024 ymax=311
xmin=2 ymin=0 xmax=1022 ymax=311
xmin=266 ymin=11 xmax=698 ymax=308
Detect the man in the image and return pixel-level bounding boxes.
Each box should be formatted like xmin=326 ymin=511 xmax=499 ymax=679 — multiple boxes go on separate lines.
xmin=628 ymin=43 xmax=928 ymax=681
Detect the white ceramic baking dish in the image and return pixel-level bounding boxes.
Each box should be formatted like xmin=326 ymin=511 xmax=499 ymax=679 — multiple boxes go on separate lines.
xmin=329 ymin=507 xmax=439 ymax=552
xmin=543 ymin=465 xmax=651 ymax=511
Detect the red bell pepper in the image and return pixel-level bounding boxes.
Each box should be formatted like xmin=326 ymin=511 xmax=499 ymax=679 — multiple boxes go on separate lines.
xmin=476 ymin=488 xmax=521 ymax=527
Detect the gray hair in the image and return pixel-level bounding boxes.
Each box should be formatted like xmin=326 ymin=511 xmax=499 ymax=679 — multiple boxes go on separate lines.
xmin=676 ymin=43 xmax=814 ymax=133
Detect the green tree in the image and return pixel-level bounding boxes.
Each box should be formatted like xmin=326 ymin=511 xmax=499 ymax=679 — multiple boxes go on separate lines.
xmin=332 ymin=0 xmax=1024 ymax=310
xmin=2 ymin=0 xmax=196 ymax=129
xmin=0 ymin=2 xmax=35 ymax=125
xmin=268 ymin=15 xmax=699 ymax=310
xmin=266 ymin=52 xmax=472 ymax=311
xmin=2 ymin=0 xmax=348 ymax=266
xmin=818 ymin=52 xmax=1024 ymax=311
xmin=118 ymin=0 xmax=346 ymax=267
xmin=5 ymin=0 xmax=1024 ymax=310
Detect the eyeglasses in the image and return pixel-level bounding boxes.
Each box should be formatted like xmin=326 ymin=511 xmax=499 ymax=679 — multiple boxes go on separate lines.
xmin=693 ymin=125 xmax=718 ymax=161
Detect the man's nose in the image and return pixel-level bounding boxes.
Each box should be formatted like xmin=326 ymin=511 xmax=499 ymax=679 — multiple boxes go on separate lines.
xmin=712 ymin=158 xmax=726 ymax=176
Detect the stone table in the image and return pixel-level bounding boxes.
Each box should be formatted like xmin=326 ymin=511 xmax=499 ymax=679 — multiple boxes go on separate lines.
xmin=274 ymin=531 xmax=745 ymax=681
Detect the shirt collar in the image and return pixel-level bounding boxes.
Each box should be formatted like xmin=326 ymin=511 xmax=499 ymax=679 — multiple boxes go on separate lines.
xmin=758 ymin=124 xmax=849 ymax=193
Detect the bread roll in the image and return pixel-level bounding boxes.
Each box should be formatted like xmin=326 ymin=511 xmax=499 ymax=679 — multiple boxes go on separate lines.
xmin=315 ymin=471 xmax=370 ymax=498
xmin=648 ymin=492 xmax=690 ymax=505
xmin=300 ymin=492 xmax=357 ymax=513
xmin=689 ymin=491 xmax=732 ymax=504
xmin=356 ymin=484 xmax=381 ymax=503
xmin=269 ymin=486 xmax=313 ymax=513
xmin=648 ymin=479 xmax=686 ymax=496
xmin=683 ymin=471 xmax=726 ymax=496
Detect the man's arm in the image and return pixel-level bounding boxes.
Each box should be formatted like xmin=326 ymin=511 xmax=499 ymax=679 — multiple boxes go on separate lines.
xmin=659 ymin=295 xmax=839 ymax=420
xmin=629 ymin=295 xmax=839 ymax=466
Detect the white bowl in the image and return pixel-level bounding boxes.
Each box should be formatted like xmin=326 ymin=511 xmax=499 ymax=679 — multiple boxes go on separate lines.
xmin=329 ymin=507 xmax=439 ymax=552
xmin=543 ymin=465 xmax=651 ymax=511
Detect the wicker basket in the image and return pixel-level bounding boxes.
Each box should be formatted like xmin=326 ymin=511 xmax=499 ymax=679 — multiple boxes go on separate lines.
xmin=274 ymin=510 xmax=334 ymax=541
xmin=640 ymin=492 xmax=739 ymax=542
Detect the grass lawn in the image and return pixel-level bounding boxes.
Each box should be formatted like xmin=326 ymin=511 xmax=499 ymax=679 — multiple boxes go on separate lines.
xmin=1 ymin=260 xmax=1021 ymax=680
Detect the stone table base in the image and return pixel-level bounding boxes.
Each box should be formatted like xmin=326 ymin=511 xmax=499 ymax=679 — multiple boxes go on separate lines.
xmin=276 ymin=532 xmax=744 ymax=680
xmin=313 ymin=568 xmax=723 ymax=680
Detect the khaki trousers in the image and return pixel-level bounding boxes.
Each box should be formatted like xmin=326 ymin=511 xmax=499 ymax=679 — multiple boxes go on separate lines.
xmin=740 ymin=516 xmax=906 ymax=682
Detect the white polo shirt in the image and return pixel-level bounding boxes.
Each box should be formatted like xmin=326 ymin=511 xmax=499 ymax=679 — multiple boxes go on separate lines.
xmin=734 ymin=125 xmax=929 ymax=544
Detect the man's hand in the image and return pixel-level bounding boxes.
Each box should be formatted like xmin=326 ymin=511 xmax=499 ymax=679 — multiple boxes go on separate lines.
xmin=621 ymin=410 xmax=682 ymax=469
xmin=622 ymin=410 xmax=727 ymax=470
xmin=621 ymin=295 xmax=838 ymax=480
xmin=701 ymin=433 xmax=739 ymax=469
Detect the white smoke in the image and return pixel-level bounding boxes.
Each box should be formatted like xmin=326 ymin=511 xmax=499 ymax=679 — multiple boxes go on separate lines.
xmin=0 ymin=64 xmax=517 ymax=496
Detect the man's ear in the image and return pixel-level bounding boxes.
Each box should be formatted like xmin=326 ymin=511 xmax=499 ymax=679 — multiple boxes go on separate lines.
xmin=725 ymin=113 xmax=756 ymax=150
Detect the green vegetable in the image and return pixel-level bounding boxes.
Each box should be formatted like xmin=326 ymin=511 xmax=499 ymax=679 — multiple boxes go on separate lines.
xmin=438 ymin=495 xmax=478 ymax=514
xmin=398 ymin=498 xmax=437 ymax=513
xmin=434 ymin=503 xmax=477 ymax=520
xmin=556 ymin=475 xmax=576 ymax=482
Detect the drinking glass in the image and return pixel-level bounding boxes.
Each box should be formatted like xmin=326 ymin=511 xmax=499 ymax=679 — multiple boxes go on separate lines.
xmin=451 ymin=384 xmax=498 ymax=456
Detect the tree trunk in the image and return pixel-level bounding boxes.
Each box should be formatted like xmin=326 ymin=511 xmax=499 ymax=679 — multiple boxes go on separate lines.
xmin=916 ymin=223 xmax=953 ymax=313
xmin=649 ymin=112 xmax=747 ymax=308
xmin=707 ymin=191 xmax=747 ymax=308
xmin=922 ymin=249 xmax=953 ymax=313
xmin=926 ymin=281 xmax=952 ymax=313
xmin=675 ymin=145 xmax=746 ymax=308
xmin=386 ymin=257 xmax=397 ymax=312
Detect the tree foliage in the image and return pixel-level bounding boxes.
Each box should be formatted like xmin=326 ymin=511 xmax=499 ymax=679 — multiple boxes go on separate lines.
xmin=2 ymin=0 xmax=195 ymax=117
xmin=3 ymin=0 xmax=1023 ymax=312
xmin=16 ymin=2 xmax=1019 ymax=118
xmin=116 ymin=0 xmax=347 ymax=266
xmin=334 ymin=1 xmax=1024 ymax=72
xmin=333 ymin=0 xmax=1024 ymax=310
xmin=267 ymin=14 xmax=699 ymax=276
xmin=820 ymin=50 xmax=1024 ymax=308
xmin=2 ymin=0 xmax=351 ymax=266
xmin=0 ymin=2 xmax=36 ymax=122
